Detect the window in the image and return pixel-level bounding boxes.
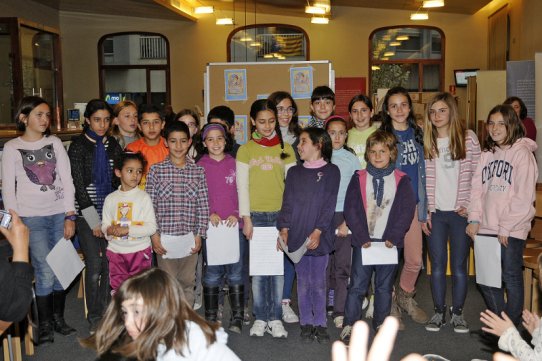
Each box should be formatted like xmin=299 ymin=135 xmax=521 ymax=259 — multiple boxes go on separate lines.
xmin=98 ymin=33 xmax=170 ymax=108
xmin=369 ymin=26 xmax=445 ymax=94
xmin=228 ymin=24 xmax=309 ymax=62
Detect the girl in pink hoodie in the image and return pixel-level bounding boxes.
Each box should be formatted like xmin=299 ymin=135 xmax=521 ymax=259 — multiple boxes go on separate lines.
xmin=467 ymin=104 xmax=538 ymax=326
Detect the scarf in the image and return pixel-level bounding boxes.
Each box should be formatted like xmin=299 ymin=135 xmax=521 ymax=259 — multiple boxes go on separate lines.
xmin=252 ymin=131 xmax=280 ymax=147
xmin=86 ymin=129 xmax=112 ymax=211
xmin=366 ymin=162 xmax=395 ymax=207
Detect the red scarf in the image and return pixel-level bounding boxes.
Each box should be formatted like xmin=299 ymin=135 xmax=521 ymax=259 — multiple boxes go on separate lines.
xmin=252 ymin=131 xmax=280 ymax=147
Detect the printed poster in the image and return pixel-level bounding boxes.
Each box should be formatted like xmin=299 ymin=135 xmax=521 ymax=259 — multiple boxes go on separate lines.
xmin=298 ymin=115 xmax=311 ymax=129
xmin=224 ymin=69 xmax=247 ymax=101
xmin=235 ymin=115 xmax=249 ymax=145
xmin=290 ymin=67 xmax=313 ymax=99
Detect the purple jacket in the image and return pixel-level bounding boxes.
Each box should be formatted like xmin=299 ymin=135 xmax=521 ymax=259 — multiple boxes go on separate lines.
xmin=344 ymin=169 xmax=415 ymax=248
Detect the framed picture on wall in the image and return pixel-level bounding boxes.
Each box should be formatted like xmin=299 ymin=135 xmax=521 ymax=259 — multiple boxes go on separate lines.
xmin=290 ymin=67 xmax=313 ymax=99
xmin=235 ymin=115 xmax=249 ymax=144
xmin=224 ymin=69 xmax=248 ymax=101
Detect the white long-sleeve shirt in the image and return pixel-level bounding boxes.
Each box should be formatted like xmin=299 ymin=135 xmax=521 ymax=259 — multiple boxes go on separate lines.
xmin=499 ymin=322 xmax=542 ymax=361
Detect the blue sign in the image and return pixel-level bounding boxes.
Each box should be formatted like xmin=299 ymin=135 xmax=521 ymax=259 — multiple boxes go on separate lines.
xmin=105 ymin=93 xmax=125 ymax=105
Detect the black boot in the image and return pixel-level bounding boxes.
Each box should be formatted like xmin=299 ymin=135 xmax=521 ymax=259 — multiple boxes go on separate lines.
xmin=204 ymin=286 xmax=220 ymax=322
xmin=52 ymin=291 xmax=76 ymax=335
xmin=36 ymin=294 xmax=54 ymax=344
xmin=228 ymin=285 xmax=244 ymax=334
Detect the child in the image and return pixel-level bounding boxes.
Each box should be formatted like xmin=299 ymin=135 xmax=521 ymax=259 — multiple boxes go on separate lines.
xmin=208 ymin=105 xmax=240 ymax=157
xmin=236 ymin=99 xmax=296 ymax=338
xmin=175 ymin=109 xmax=200 ymax=159
xmin=82 ymin=268 xmax=240 ymax=361
xmin=467 ymin=104 xmax=537 ymax=326
xmin=422 ymin=93 xmax=481 ymax=333
xmin=111 ymin=100 xmax=140 ymax=149
xmin=308 ymin=85 xmax=336 ymax=128
xmin=504 ymin=96 xmax=537 ymax=142
xmin=69 ymin=99 xmax=123 ymax=331
xmin=341 ymin=130 xmax=416 ymax=341
xmin=277 ymin=127 xmax=340 ymax=343
xmin=125 ymin=104 xmax=169 ymax=188
xmin=2 ymin=96 xmax=77 ymax=343
xmin=380 ymin=86 xmax=428 ymax=328
xmin=195 ymin=123 xmax=245 ymax=333
xmin=347 ymin=94 xmax=377 ymax=168
xmin=101 ymin=152 xmax=157 ymax=294
xmin=324 ymin=115 xmax=362 ymax=329
xmin=145 ymin=121 xmax=209 ymax=307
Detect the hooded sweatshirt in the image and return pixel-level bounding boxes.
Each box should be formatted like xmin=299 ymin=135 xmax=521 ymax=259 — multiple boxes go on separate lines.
xmin=468 ymin=138 xmax=538 ymax=239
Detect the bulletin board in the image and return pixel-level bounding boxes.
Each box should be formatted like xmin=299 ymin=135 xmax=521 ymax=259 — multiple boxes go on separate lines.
xmin=204 ymin=61 xmax=334 ymax=144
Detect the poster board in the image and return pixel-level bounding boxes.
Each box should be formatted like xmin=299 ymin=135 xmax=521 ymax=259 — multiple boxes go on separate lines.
xmin=204 ymin=61 xmax=334 ymax=144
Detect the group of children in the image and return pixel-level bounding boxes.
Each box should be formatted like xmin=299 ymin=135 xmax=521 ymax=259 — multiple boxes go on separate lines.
xmin=2 ymin=83 xmax=539 ymax=359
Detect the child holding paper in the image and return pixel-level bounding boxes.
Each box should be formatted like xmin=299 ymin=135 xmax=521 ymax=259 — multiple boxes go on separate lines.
xmin=340 ymin=130 xmax=416 ymax=342
xmin=467 ymin=104 xmax=537 ymax=326
xmin=196 ymin=123 xmax=245 ymax=333
xmin=277 ymin=127 xmax=340 ymax=343
xmin=145 ymin=121 xmax=209 ymax=307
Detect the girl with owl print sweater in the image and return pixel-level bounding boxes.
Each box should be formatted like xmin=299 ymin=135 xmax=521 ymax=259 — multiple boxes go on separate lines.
xmin=2 ymin=96 xmax=77 ymax=344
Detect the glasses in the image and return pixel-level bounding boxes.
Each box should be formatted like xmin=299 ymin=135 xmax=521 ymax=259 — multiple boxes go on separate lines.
xmin=429 ymin=108 xmax=449 ymax=116
xmin=277 ymin=106 xmax=295 ymax=114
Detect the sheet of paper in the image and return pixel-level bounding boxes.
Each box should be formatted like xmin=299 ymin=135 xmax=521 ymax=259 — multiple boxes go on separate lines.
xmin=474 ymin=235 xmax=502 ymax=288
xmin=161 ymin=232 xmax=195 ymax=259
xmin=278 ymin=236 xmax=309 ymax=264
xmin=250 ymin=227 xmax=283 ymax=276
xmin=46 ymin=238 xmax=85 ymax=289
xmin=361 ymin=242 xmax=398 ymax=265
xmin=206 ymin=222 xmax=240 ymax=266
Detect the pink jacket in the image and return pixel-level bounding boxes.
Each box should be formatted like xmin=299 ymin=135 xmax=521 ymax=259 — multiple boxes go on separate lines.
xmin=468 ymin=138 xmax=538 ymax=239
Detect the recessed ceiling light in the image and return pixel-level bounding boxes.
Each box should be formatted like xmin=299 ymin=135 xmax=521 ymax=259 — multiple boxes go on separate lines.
xmin=264 ymin=54 xmax=273 ymax=58
xmin=396 ymin=35 xmax=409 ymax=41
xmin=390 ymin=41 xmax=401 ymax=46
xmin=311 ymin=17 xmax=329 ymax=24
xmin=371 ymin=65 xmax=381 ymax=70
xmin=239 ymin=37 xmax=253 ymax=42
xmin=423 ymin=0 xmax=444 ymax=8
xmin=216 ymin=18 xmax=234 ymax=25
xmin=410 ymin=12 xmax=429 ymax=20
xmin=384 ymin=51 xmax=395 ymax=57
xmin=305 ymin=6 xmax=326 ymax=14
xmin=194 ymin=6 xmax=214 ymax=14
xmin=249 ymin=42 xmax=262 ymax=47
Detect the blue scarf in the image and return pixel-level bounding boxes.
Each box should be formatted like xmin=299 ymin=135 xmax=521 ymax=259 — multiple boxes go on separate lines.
xmin=366 ymin=162 xmax=395 ymax=207
xmin=86 ymin=129 xmax=112 ymax=211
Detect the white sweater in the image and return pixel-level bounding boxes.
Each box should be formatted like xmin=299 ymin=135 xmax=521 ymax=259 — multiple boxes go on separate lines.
xmin=101 ymin=186 xmax=156 ymax=254
xmin=499 ymin=322 xmax=542 ymax=361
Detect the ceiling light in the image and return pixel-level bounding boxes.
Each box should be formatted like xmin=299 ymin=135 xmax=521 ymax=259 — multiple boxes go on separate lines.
xmin=390 ymin=41 xmax=401 ymax=46
xmin=249 ymin=42 xmax=262 ymax=47
xmin=423 ymin=0 xmax=444 ymax=8
xmin=381 ymin=57 xmax=389 ymax=61
xmin=311 ymin=17 xmax=329 ymax=24
xmin=194 ymin=6 xmax=214 ymax=14
xmin=396 ymin=35 xmax=409 ymax=41
xmin=239 ymin=37 xmax=253 ymax=42
xmin=264 ymin=54 xmax=273 ymax=58
xmin=313 ymin=1 xmax=330 ymax=12
xmin=371 ymin=65 xmax=380 ymax=71
xmin=305 ymin=6 xmax=326 ymax=14
xmin=216 ymin=18 xmax=233 ymax=25
xmin=410 ymin=12 xmax=429 ymax=20
xmin=383 ymin=51 xmax=395 ymax=57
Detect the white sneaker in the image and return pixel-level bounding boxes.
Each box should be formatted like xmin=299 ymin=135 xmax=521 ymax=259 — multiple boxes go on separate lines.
xmin=282 ymin=301 xmax=299 ymax=323
xmin=266 ymin=320 xmax=288 ymax=338
xmin=250 ymin=320 xmax=267 ymax=337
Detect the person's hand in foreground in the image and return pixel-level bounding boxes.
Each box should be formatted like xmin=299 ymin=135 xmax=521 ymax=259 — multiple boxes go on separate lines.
xmin=480 ymin=310 xmax=515 ymax=337
xmin=0 ymin=209 xmax=30 ymax=263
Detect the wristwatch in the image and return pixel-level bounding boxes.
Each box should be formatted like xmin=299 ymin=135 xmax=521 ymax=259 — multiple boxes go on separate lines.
xmin=65 ymin=214 xmax=78 ymax=221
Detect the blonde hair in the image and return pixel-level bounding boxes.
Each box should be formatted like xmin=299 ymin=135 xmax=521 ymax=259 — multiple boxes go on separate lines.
xmin=423 ymin=92 xmax=466 ymax=161
xmin=364 ymin=130 xmax=398 ymax=164
xmin=111 ymin=100 xmax=140 ymax=148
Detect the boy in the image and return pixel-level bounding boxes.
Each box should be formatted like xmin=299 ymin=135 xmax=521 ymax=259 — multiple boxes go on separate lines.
xmin=208 ymin=105 xmax=240 ymax=157
xmin=145 ymin=121 xmax=209 ymax=307
xmin=308 ymin=86 xmax=336 ymax=128
xmin=126 ymin=104 xmax=169 ymax=188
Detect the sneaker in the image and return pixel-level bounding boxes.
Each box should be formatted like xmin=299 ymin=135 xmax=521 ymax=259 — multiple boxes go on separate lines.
xmin=243 ymin=306 xmax=251 ymax=325
xmin=193 ymin=301 xmax=202 ymax=311
xmin=450 ymin=310 xmax=469 ymax=334
xmin=425 ymin=312 xmax=446 ymax=332
xmin=334 ymin=316 xmax=344 ymax=329
xmin=340 ymin=325 xmax=352 ymax=344
xmin=266 ymin=320 xmax=288 ymax=338
xmin=300 ymin=325 xmax=314 ymax=343
xmin=282 ymin=300 xmax=299 ymax=323
xmin=249 ymin=320 xmax=267 ymax=337
xmin=314 ymin=326 xmax=330 ymax=344
xmin=217 ymin=304 xmax=224 ymax=320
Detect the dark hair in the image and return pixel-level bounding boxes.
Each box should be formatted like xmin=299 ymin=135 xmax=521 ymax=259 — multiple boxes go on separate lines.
xmin=15 ymin=96 xmax=51 ymax=134
xmin=115 ymin=151 xmax=147 ymax=172
xmin=207 ymin=105 xmax=235 ymax=128
xmin=268 ymin=91 xmax=301 ymax=137
xmin=194 ymin=123 xmax=233 ymax=155
xmin=324 ymin=116 xmax=356 ymax=154
xmin=380 ymin=86 xmax=423 ymax=145
xmin=249 ymin=99 xmax=289 ymax=160
xmin=503 ymin=96 xmax=528 ymax=120
xmin=138 ymin=104 xmax=163 ymax=123
xmin=311 ymin=85 xmax=335 ymax=103
xmin=83 ymin=99 xmax=112 ymax=131
xmin=164 ymin=120 xmax=190 ymax=140
xmin=364 ymin=130 xmax=399 ymax=164
xmin=300 ymin=127 xmax=333 ymax=162
xmin=348 ymin=94 xmax=373 ymax=112
xmin=484 ymin=104 xmax=525 ymax=152
xmin=174 ymin=109 xmax=200 ymax=129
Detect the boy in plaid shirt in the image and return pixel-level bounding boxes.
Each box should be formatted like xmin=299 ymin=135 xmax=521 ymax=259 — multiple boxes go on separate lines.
xmin=146 ymin=121 xmax=209 ymax=307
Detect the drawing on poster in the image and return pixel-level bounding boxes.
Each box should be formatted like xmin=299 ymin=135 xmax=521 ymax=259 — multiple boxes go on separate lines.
xmin=225 ymin=69 xmax=248 ymax=101
xmin=298 ymin=116 xmax=311 ymax=129
xmin=235 ymin=115 xmax=249 ymax=144
xmin=290 ymin=67 xmax=313 ymax=99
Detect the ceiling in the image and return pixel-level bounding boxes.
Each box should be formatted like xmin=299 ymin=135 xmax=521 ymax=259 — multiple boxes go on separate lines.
xmin=32 ymin=0 xmax=493 ymax=20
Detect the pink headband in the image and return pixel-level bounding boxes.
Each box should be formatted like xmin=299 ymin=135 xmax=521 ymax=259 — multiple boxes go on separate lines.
xmin=202 ymin=123 xmax=226 ymax=140
xmin=324 ymin=115 xmax=346 ymax=127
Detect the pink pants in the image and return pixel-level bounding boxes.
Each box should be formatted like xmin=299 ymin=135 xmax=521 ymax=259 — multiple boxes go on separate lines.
xmin=107 ymin=247 xmax=152 ymax=293
xmin=399 ymin=208 xmax=423 ymax=293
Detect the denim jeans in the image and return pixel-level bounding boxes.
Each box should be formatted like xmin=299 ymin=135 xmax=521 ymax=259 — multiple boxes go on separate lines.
xmin=282 ymin=254 xmax=296 ymax=300
xmin=203 ymin=229 xmax=245 ymax=287
xmin=251 ymin=211 xmax=284 ymax=321
xmin=427 ymin=210 xmax=469 ymax=313
xmin=295 ymin=254 xmax=328 ymax=326
xmin=23 ymin=213 xmax=65 ymax=296
xmin=479 ymin=236 xmax=525 ymax=325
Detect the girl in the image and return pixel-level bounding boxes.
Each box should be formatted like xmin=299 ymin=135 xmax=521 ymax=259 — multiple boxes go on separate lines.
xmin=195 ymin=123 xmax=246 ymax=333
xmin=268 ymin=91 xmax=301 ymax=323
xmin=277 ymin=127 xmax=340 ymax=343
xmin=68 ymin=99 xmax=123 ymax=331
xmin=423 ymin=92 xmax=481 ymax=333
xmin=111 ymin=100 xmax=140 ymax=149
xmin=379 ymin=86 xmax=428 ymax=328
xmin=504 ymin=96 xmax=537 ymax=142
xmin=83 ymin=268 xmax=240 ymax=361
xmin=236 ymin=99 xmax=296 ymax=338
xmin=324 ymin=116 xmax=362 ymax=329
xmin=347 ymin=94 xmax=377 ymax=168
xmin=467 ymin=104 xmax=537 ymax=326
xmin=175 ymin=109 xmax=200 ymax=160
xmin=2 ymin=96 xmax=77 ymax=343
xmin=341 ymin=130 xmax=416 ymax=341
xmin=101 ymin=151 xmax=157 ymax=294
